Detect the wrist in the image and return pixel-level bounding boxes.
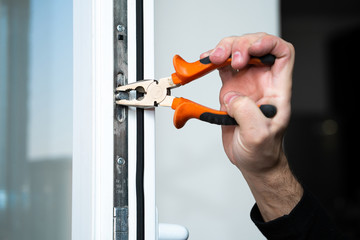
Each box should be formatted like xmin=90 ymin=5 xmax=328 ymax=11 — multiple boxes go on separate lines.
xmin=241 ymin=153 xmax=303 ymax=222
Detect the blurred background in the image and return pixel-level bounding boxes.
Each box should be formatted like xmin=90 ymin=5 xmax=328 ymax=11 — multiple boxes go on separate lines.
xmin=0 ymin=0 xmax=72 ymax=239
xmin=1 ymin=0 xmax=359 ymax=239
xmin=281 ymin=1 xmax=360 ymax=239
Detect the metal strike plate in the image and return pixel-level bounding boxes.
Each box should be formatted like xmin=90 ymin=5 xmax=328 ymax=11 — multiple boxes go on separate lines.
xmin=114 ymin=0 xmax=128 ymax=239
xmin=114 ymin=207 xmax=128 ymax=240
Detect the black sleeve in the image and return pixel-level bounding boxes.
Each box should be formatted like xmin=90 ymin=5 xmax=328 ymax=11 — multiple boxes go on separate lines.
xmin=250 ymin=188 xmax=346 ymax=240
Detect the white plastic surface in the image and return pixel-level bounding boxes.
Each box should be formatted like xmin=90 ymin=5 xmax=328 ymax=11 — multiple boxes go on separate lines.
xmin=159 ymin=223 xmax=189 ymax=240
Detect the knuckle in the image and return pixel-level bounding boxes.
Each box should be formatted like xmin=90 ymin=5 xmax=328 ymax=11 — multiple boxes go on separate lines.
xmin=244 ymin=32 xmax=267 ymax=38
xmin=282 ymin=40 xmax=295 ymax=58
xmin=255 ymin=32 xmax=268 ymax=38
xmin=232 ymin=36 xmax=250 ymax=49
xmin=286 ymin=41 xmax=295 ymax=54
xmin=219 ymin=36 xmax=235 ymax=47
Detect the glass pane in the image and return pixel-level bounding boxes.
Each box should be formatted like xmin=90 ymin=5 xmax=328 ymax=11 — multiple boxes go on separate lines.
xmin=0 ymin=0 xmax=72 ymax=239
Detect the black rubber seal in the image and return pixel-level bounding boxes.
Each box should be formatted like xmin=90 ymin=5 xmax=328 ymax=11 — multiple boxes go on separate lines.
xmin=136 ymin=0 xmax=145 ymax=239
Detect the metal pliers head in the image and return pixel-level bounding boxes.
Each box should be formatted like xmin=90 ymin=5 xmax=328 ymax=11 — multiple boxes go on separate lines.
xmin=115 ymin=77 xmax=177 ymax=108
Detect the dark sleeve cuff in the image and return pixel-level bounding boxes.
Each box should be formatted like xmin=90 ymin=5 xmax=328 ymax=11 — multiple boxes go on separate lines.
xmin=250 ymin=188 xmax=342 ymax=240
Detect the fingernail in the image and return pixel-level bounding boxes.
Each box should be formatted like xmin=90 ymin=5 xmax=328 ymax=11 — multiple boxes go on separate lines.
xmin=210 ymin=47 xmax=225 ymax=58
xmin=200 ymin=52 xmax=210 ymax=59
xmin=232 ymin=51 xmax=243 ymax=66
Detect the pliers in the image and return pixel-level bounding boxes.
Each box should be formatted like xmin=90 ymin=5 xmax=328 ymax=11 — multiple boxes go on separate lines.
xmin=115 ymin=54 xmax=277 ymax=129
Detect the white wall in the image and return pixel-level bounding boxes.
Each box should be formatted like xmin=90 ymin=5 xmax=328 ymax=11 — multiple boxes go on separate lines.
xmin=154 ymin=1 xmax=279 ymax=239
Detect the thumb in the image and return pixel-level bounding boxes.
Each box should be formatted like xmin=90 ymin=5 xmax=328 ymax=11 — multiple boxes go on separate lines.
xmin=223 ymin=92 xmax=264 ymax=130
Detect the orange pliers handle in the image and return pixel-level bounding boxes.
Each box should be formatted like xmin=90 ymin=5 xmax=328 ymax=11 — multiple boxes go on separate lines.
xmin=169 ymin=54 xmax=276 ymax=128
xmin=171 ymin=54 xmax=275 ymax=85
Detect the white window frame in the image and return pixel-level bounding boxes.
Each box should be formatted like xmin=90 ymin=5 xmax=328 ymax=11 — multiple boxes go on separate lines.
xmin=72 ymin=0 xmax=155 ymax=239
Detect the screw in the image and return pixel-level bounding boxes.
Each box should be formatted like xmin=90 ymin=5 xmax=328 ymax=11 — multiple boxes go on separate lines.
xmin=117 ymin=25 xmax=125 ymax=32
xmin=117 ymin=157 xmax=125 ymax=165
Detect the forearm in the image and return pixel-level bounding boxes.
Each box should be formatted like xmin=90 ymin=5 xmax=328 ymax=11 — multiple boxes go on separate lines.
xmin=241 ymin=152 xmax=303 ymax=222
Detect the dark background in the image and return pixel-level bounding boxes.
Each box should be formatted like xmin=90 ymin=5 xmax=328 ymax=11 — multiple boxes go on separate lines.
xmin=281 ymin=1 xmax=360 ymax=239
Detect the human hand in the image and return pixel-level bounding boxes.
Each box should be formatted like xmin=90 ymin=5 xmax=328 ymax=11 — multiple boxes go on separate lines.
xmin=201 ymin=33 xmax=294 ymax=175
xmin=202 ymin=33 xmax=302 ymax=221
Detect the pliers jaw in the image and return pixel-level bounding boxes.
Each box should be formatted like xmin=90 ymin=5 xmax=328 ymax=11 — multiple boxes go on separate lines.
xmin=115 ymin=77 xmax=178 ymax=108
